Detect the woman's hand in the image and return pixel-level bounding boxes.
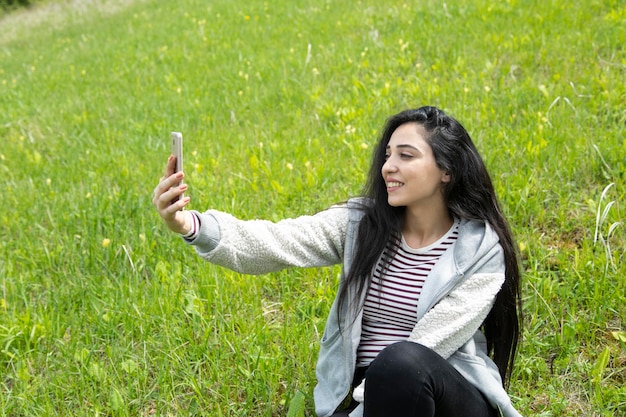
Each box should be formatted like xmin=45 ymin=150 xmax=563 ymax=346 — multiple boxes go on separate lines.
xmin=153 ymin=155 xmax=193 ymax=235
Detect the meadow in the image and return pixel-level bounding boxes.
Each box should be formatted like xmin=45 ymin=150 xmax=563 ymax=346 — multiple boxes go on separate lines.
xmin=0 ymin=0 xmax=624 ymax=415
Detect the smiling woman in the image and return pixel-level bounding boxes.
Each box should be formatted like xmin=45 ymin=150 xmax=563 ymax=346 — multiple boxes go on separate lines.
xmin=382 ymin=122 xmax=452 ymax=244
xmin=153 ymin=106 xmax=523 ymax=417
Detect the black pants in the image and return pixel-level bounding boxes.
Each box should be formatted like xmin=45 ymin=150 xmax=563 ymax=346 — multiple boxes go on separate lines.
xmin=332 ymin=341 xmax=498 ymax=417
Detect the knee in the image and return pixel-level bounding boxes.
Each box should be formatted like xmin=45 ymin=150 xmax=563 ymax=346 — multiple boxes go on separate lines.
xmin=367 ymin=342 xmax=437 ymax=381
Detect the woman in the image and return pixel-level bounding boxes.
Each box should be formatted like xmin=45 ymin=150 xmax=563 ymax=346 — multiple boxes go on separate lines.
xmin=153 ymin=106 xmax=523 ymax=417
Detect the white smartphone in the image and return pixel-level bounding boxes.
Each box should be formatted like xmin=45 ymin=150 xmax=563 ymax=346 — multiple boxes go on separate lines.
xmin=170 ymin=132 xmax=184 ymax=203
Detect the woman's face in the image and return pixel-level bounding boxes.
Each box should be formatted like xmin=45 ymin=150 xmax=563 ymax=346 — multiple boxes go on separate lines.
xmin=381 ymin=122 xmax=450 ymax=210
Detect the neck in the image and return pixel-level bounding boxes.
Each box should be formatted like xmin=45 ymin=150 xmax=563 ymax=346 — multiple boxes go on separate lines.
xmin=402 ymin=203 xmax=454 ymax=249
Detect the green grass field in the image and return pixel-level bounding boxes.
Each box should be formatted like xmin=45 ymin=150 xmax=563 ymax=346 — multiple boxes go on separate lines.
xmin=1 ymin=0 xmax=624 ymax=415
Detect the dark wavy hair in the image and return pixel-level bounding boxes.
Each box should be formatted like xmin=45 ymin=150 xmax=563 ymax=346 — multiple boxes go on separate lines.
xmin=338 ymin=106 xmax=522 ymax=386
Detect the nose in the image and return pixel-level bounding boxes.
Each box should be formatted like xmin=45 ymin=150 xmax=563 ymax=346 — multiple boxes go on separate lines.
xmin=381 ymin=156 xmax=397 ymax=175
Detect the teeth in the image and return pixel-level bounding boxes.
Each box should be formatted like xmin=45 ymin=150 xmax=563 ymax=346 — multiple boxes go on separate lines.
xmin=387 ymin=182 xmax=403 ymax=188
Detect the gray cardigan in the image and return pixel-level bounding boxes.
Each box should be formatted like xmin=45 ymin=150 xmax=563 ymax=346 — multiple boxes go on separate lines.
xmin=185 ymin=198 xmax=522 ymax=417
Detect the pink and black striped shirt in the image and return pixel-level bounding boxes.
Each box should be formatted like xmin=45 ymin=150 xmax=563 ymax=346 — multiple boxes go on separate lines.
xmin=356 ymin=220 xmax=460 ymax=367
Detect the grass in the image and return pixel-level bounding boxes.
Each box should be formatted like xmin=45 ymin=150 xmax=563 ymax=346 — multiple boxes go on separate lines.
xmin=1 ymin=0 xmax=624 ymax=415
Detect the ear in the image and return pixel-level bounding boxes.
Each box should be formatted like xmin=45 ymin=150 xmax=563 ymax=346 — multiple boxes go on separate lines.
xmin=441 ymin=171 xmax=451 ymax=183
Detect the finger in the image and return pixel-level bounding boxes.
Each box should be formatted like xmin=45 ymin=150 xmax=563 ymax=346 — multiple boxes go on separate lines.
xmin=164 ymin=196 xmax=191 ymax=215
xmin=163 ymin=155 xmax=176 ymax=178
xmin=156 ymin=183 xmax=188 ymax=210
xmin=152 ymin=179 xmax=169 ymax=206
xmin=154 ymin=171 xmax=185 ymax=200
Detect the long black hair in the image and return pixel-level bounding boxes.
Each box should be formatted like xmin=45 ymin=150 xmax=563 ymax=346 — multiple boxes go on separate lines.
xmin=338 ymin=106 xmax=522 ymax=386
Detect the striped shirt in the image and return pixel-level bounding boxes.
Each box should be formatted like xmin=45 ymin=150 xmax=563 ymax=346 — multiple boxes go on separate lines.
xmin=356 ymin=221 xmax=459 ymax=366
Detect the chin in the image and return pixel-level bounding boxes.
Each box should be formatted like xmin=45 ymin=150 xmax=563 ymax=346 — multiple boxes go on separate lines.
xmin=387 ymin=199 xmax=404 ymax=207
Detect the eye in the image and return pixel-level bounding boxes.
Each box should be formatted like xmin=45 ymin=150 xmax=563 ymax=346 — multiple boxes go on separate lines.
xmin=400 ymin=153 xmax=413 ymax=159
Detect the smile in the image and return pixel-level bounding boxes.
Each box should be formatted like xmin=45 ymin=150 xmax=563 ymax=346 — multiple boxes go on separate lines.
xmin=386 ymin=182 xmax=403 ymax=188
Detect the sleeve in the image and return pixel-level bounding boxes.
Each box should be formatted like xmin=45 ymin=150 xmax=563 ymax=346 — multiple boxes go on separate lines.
xmin=407 ymin=271 xmax=504 ymax=359
xmin=185 ymin=204 xmax=350 ymax=275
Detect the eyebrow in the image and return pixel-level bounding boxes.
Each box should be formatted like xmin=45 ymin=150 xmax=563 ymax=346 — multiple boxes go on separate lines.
xmin=386 ymin=144 xmax=421 ymax=151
